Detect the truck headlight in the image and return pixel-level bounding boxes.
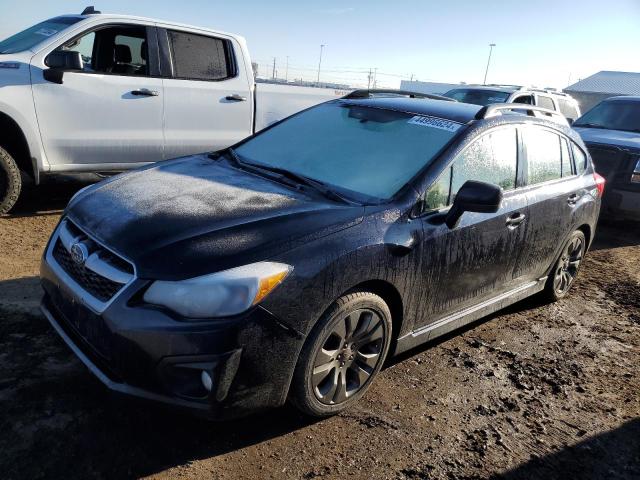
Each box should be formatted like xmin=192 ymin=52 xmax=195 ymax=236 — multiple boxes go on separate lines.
xmin=632 ymin=159 xmax=640 ymax=183
xmin=143 ymin=262 xmax=292 ymax=319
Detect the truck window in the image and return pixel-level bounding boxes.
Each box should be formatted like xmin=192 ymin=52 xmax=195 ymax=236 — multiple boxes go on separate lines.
xmin=57 ymin=25 xmax=149 ymax=76
xmin=512 ymin=95 xmax=533 ymax=105
xmin=167 ymin=30 xmax=235 ymax=81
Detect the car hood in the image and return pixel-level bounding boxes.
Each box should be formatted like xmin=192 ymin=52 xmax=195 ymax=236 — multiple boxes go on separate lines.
xmin=66 ymin=155 xmax=364 ymax=280
xmin=574 ymin=127 xmax=640 ymax=151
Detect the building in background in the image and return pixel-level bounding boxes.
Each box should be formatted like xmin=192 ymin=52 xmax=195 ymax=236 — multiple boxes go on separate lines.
xmin=400 ymin=80 xmax=464 ymax=95
xmin=564 ymin=71 xmax=640 ymax=112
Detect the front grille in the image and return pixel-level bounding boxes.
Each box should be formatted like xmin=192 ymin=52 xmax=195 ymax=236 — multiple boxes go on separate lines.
xmin=53 ymin=240 xmax=123 ymax=302
xmin=49 ymin=219 xmax=135 ymax=305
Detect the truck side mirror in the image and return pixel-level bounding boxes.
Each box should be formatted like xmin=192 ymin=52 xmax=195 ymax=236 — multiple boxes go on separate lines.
xmin=445 ymin=180 xmax=503 ymax=229
xmin=43 ymin=51 xmax=84 ymax=84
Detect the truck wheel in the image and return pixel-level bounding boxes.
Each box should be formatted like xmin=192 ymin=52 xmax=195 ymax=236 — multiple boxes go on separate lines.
xmin=290 ymin=291 xmax=392 ymax=417
xmin=0 ymin=146 xmax=22 ymax=214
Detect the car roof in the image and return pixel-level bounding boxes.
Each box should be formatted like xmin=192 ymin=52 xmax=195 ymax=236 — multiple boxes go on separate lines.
xmin=447 ymin=85 xmax=520 ymax=93
xmin=338 ymin=97 xmax=483 ymax=124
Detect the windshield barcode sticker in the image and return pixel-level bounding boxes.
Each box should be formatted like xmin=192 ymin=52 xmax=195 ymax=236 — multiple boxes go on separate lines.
xmin=408 ymin=115 xmax=461 ymax=132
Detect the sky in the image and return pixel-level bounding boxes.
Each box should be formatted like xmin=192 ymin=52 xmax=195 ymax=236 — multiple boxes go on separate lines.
xmin=1 ymin=0 xmax=638 ymax=89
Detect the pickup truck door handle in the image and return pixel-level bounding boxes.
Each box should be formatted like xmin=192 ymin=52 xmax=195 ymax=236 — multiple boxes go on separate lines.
xmin=225 ymin=94 xmax=247 ymax=102
xmin=506 ymin=212 xmax=526 ymax=228
xmin=567 ymin=193 xmax=579 ymax=206
xmin=130 ymin=88 xmax=159 ymax=97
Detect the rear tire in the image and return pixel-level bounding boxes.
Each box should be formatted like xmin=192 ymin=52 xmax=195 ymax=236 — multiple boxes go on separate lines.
xmin=541 ymin=230 xmax=586 ymax=302
xmin=0 ymin=146 xmax=22 ymax=214
xmin=290 ymin=291 xmax=392 ymax=417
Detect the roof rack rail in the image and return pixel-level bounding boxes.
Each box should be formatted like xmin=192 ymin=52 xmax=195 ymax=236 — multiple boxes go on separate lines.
xmin=529 ymin=87 xmax=568 ymax=97
xmin=475 ymin=104 xmax=568 ymax=126
xmin=485 ymin=83 xmax=523 ymax=90
xmin=81 ymin=6 xmax=101 ymax=15
xmin=342 ymin=89 xmax=455 ymax=102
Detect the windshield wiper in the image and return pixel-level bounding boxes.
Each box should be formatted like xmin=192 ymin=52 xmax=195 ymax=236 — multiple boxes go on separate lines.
xmin=213 ymin=148 xmax=351 ymax=204
xmin=245 ymin=162 xmax=352 ymax=204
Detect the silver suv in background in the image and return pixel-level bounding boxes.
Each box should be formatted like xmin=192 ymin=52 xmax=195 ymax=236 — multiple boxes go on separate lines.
xmin=443 ymin=85 xmax=581 ymax=124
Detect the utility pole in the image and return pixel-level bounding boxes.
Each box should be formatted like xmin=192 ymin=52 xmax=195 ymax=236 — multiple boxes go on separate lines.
xmin=483 ymin=43 xmax=495 ymax=85
xmin=373 ymin=68 xmax=378 ymax=89
xmin=272 ymin=57 xmax=276 ymax=80
xmin=285 ymin=56 xmax=289 ymax=82
xmin=367 ymin=68 xmax=372 ymax=89
xmin=316 ymin=44 xmax=325 ymax=86
xmin=410 ymin=73 xmax=414 ymax=82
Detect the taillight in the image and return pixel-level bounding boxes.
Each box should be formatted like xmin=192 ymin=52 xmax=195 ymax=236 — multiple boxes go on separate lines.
xmin=593 ymin=172 xmax=606 ymax=197
xmin=631 ymin=159 xmax=640 ymax=183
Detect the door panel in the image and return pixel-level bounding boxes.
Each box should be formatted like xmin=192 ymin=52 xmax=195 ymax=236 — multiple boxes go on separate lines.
xmin=418 ymin=190 xmax=529 ymax=327
xmin=31 ymin=24 xmax=164 ymax=168
xmin=515 ymin=127 xmax=584 ymax=280
xmin=160 ymin=29 xmax=252 ymax=159
xmin=414 ymin=125 xmax=529 ymax=328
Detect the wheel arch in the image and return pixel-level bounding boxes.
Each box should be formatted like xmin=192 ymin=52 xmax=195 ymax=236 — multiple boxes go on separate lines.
xmin=576 ymin=223 xmax=592 ymax=250
xmin=345 ymin=279 xmax=404 ymax=348
xmin=0 ymin=111 xmax=35 ymax=182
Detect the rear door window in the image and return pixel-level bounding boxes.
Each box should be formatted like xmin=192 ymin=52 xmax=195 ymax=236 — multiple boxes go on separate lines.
xmin=537 ymin=95 xmax=556 ymax=111
xmin=524 ymin=127 xmax=562 ymax=184
xmin=168 ymin=30 xmax=235 ymax=81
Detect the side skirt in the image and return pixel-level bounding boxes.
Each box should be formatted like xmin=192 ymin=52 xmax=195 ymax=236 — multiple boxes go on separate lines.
xmin=394 ymin=278 xmax=546 ymax=356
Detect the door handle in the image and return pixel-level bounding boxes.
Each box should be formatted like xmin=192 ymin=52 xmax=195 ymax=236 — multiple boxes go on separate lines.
xmin=506 ymin=212 xmax=526 ymax=228
xmin=131 ymin=88 xmax=159 ymax=96
xmin=225 ymin=94 xmax=247 ymax=101
xmin=567 ymin=194 xmax=579 ymax=206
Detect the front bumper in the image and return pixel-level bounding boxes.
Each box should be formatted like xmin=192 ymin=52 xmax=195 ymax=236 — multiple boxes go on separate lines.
xmin=40 ymin=241 xmax=304 ymax=420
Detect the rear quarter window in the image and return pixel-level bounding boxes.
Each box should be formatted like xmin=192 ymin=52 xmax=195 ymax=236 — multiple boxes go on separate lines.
xmin=572 ymin=143 xmax=588 ymax=174
xmin=558 ymin=99 xmax=579 ymax=121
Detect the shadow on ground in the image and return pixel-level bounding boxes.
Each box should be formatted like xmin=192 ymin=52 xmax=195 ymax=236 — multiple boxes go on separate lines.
xmin=4 ymin=175 xmax=100 ymax=218
xmin=498 ymin=419 xmax=640 ymax=480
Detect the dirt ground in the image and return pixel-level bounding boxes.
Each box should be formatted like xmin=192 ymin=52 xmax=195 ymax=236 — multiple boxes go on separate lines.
xmin=1 ymin=182 xmax=638 ymax=480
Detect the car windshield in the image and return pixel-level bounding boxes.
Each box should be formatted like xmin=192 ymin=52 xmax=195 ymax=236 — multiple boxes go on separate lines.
xmin=234 ymin=103 xmax=462 ymax=200
xmin=0 ymin=17 xmax=83 ymax=54
xmin=573 ymin=100 xmax=640 ymax=133
xmin=444 ymin=88 xmax=510 ymax=106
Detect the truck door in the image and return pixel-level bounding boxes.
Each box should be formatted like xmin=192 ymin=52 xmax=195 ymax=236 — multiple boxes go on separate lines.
xmin=31 ymin=23 xmax=164 ymax=169
xmin=157 ymin=27 xmax=253 ymax=159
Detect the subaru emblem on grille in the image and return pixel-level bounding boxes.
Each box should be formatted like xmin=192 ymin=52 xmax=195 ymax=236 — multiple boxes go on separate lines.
xmin=70 ymin=242 xmax=89 ymax=266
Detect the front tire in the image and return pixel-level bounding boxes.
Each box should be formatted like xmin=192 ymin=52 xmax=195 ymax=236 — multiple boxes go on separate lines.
xmin=290 ymin=291 xmax=392 ymax=417
xmin=542 ymin=230 xmax=586 ymax=302
xmin=0 ymin=146 xmax=22 ymax=214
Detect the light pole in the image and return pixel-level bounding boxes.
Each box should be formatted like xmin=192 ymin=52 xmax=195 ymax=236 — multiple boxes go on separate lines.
xmin=316 ymin=44 xmax=325 ymax=86
xmin=483 ymin=43 xmax=495 ymax=85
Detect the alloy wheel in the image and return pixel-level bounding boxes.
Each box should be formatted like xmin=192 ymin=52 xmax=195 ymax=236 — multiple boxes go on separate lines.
xmin=553 ymin=235 xmax=584 ymax=295
xmin=311 ymin=308 xmax=386 ymax=405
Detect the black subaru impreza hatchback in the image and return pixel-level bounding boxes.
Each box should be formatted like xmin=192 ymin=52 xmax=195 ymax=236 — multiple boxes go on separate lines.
xmin=41 ymin=93 xmax=603 ymax=419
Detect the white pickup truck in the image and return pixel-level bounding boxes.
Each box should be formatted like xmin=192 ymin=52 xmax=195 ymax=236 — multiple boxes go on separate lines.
xmin=0 ymin=7 xmax=349 ymax=213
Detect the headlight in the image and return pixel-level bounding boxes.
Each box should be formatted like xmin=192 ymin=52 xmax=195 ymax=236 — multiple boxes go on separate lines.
xmin=142 ymin=262 xmax=292 ymax=319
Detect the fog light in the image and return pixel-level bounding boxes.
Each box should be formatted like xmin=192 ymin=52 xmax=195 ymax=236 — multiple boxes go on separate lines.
xmin=201 ymin=370 xmax=213 ymax=392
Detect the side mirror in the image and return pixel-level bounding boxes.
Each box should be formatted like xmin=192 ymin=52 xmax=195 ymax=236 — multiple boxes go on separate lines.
xmin=43 ymin=51 xmax=83 ymax=84
xmin=445 ymin=180 xmax=503 ymax=229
